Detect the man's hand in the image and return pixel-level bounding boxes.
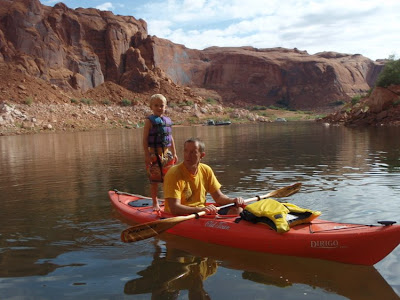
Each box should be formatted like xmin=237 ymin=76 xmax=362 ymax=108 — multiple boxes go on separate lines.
xmin=202 ymin=204 xmax=219 ymax=215
xmin=233 ymin=197 xmax=245 ymax=207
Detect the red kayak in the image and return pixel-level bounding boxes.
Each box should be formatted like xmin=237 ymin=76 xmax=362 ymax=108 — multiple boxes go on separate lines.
xmin=109 ymin=190 xmax=400 ymax=266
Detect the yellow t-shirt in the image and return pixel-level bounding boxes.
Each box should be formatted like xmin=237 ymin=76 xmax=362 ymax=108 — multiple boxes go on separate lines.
xmin=163 ymin=162 xmax=221 ymax=213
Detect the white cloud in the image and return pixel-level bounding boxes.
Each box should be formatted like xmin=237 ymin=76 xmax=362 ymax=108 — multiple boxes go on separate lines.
xmin=149 ymin=20 xmax=174 ymax=37
xmin=146 ymin=0 xmax=400 ymax=59
xmin=57 ymin=0 xmax=400 ymax=60
xmin=96 ymin=2 xmax=114 ymax=11
xmin=43 ymin=0 xmax=60 ymax=4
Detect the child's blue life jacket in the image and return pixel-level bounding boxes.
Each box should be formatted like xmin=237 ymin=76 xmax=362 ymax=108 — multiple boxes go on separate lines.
xmin=147 ymin=115 xmax=172 ymax=148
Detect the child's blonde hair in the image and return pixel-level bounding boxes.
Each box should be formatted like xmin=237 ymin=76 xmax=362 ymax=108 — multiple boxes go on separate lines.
xmin=150 ymin=94 xmax=167 ymax=107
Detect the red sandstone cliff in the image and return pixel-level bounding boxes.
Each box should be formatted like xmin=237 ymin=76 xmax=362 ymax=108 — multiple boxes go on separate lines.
xmin=0 ymin=0 xmax=149 ymax=91
xmin=152 ymin=42 xmax=384 ymax=109
xmin=0 ymin=0 xmax=386 ymax=111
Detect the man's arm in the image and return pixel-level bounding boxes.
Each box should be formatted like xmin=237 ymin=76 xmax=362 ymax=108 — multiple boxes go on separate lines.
xmin=211 ymin=189 xmax=242 ymax=205
xmin=166 ymin=198 xmax=217 ymax=215
xmin=211 ymin=189 xmax=244 ymax=214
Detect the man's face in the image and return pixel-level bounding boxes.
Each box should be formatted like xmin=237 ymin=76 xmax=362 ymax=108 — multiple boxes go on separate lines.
xmin=183 ymin=141 xmax=204 ymax=168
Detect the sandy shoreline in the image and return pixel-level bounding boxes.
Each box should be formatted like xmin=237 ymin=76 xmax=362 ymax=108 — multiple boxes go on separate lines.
xmin=2 ymin=101 xmax=300 ymax=136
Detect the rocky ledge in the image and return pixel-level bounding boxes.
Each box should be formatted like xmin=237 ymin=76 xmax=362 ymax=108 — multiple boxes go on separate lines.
xmin=319 ymin=85 xmax=400 ymax=126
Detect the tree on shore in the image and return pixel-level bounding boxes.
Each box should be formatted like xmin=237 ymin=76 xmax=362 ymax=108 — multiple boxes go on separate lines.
xmin=376 ymin=55 xmax=400 ymax=88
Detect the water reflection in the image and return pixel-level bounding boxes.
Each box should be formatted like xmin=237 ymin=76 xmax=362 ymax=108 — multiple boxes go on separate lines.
xmin=145 ymin=234 xmax=400 ymax=300
xmin=125 ymin=240 xmax=216 ymax=299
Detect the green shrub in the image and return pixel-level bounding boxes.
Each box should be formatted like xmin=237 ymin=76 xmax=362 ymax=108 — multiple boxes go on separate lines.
xmin=187 ymin=117 xmax=197 ymax=124
xmin=376 ymin=56 xmax=400 ymax=87
xmin=102 ymin=99 xmax=111 ymax=105
xmin=330 ymin=100 xmax=345 ymax=106
xmin=121 ymin=99 xmax=132 ymax=106
xmin=80 ymin=98 xmax=92 ymax=105
xmin=351 ymin=95 xmax=362 ymax=106
xmin=178 ymin=100 xmax=194 ymax=107
xmin=168 ymin=102 xmax=177 ymax=108
xmin=268 ymin=105 xmax=282 ymax=110
xmin=24 ymin=97 xmax=33 ymax=105
xmin=206 ymin=98 xmax=218 ymax=105
xmin=296 ymin=110 xmax=312 ymax=115
xmin=250 ymin=105 xmax=267 ymax=111
xmin=70 ymin=98 xmax=78 ymax=104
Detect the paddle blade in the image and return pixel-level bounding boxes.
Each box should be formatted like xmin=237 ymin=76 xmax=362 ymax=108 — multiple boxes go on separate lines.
xmin=121 ymin=215 xmax=194 ymax=243
xmin=268 ymin=182 xmax=302 ymax=198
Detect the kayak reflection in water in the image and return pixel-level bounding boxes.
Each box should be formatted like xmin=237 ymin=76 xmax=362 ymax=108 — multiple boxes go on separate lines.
xmin=124 ymin=241 xmax=217 ymax=299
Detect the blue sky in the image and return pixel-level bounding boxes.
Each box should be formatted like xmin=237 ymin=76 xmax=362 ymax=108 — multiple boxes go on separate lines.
xmin=43 ymin=0 xmax=399 ymax=60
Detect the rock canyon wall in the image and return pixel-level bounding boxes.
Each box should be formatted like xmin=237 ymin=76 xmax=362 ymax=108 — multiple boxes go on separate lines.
xmin=152 ymin=43 xmax=385 ymax=109
xmin=0 ymin=0 xmax=386 ymax=111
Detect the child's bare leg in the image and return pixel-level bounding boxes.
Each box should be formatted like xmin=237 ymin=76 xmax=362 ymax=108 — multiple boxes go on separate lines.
xmin=150 ymin=182 xmax=160 ymax=211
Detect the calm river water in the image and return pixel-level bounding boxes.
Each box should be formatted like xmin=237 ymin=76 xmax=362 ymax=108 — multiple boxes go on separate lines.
xmin=1 ymin=122 xmax=400 ymax=299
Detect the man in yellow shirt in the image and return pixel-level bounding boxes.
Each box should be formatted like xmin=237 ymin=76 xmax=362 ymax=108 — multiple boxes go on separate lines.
xmin=163 ymin=137 xmax=244 ymax=215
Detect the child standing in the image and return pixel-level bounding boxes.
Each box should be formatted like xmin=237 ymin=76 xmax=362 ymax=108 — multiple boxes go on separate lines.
xmin=143 ymin=94 xmax=178 ymax=211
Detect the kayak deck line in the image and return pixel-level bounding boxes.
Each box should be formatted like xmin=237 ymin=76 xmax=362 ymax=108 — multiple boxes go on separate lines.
xmin=309 ymin=222 xmax=395 ymax=234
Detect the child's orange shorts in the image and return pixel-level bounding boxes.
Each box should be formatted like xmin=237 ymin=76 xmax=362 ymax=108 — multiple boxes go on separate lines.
xmin=146 ymin=148 xmax=175 ymax=183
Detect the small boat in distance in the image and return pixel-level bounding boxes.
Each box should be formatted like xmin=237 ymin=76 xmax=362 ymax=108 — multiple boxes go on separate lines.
xmin=207 ymin=119 xmax=232 ymax=126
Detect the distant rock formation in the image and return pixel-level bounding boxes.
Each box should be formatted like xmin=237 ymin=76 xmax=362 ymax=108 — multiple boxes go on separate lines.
xmin=0 ymin=0 xmax=386 ymax=110
xmin=152 ymin=42 xmax=385 ymax=109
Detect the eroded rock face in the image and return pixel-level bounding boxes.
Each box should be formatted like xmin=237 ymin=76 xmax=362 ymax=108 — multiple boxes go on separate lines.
xmin=151 ymin=42 xmax=385 ymax=109
xmin=0 ymin=0 xmax=386 ymax=110
xmin=0 ymin=0 xmax=149 ymax=92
